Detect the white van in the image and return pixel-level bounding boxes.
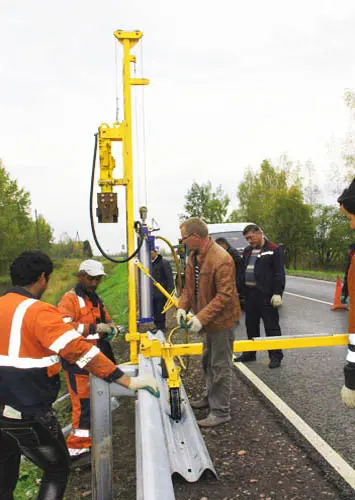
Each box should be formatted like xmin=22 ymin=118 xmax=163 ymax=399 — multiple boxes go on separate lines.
xmin=207 ymin=222 xmax=258 ymax=254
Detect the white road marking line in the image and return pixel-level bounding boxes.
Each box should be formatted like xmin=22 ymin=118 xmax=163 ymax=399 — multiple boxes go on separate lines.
xmin=235 ymin=362 xmax=355 ymax=490
xmin=285 ymin=291 xmax=333 ymax=306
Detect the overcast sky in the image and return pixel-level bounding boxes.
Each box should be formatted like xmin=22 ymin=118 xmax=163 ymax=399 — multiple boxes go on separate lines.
xmin=1 ymin=0 xmax=355 ymax=253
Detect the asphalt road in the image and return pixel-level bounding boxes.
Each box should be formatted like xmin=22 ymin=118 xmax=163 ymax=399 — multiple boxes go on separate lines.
xmin=234 ymin=275 xmax=355 ymax=471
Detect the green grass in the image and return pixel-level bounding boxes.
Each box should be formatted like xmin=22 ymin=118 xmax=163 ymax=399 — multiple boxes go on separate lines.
xmin=286 ymin=268 xmax=343 ymax=281
xmin=0 ymin=275 xmax=11 ymax=294
xmin=41 ymin=258 xmax=82 ymax=306
xmin=15 ymin=460 xmax=42 ymax=499
xmin=96 ymin=263 xmax=128 ymax=326
xmin=13 ymin=260 xmax=128 ymax=499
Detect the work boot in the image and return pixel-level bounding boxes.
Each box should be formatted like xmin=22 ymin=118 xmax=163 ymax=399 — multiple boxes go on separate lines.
xmin=70 ymin=450 xmax=91 ymax=468
xmin=190 ymin=398 xmax=209 ymax=409
xmin=234 ymin=353 xmax=256 ymax=363
xmin=268 ymin=359 xmax=281 ymax=369
xmin=197 ymin=413 xmax=231 ymax=427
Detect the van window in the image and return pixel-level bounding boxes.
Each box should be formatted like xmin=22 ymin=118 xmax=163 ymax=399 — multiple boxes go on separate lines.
xmin=209 ymin=231 xmax=248 ymax=250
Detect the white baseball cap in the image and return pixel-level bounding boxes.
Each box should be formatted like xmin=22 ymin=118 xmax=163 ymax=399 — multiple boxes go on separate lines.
xmin=79 ymin=260 xmax=106 ymax=277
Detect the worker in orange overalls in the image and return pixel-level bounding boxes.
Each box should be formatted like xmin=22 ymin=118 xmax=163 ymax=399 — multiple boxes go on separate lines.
xmin=0 ymin=251 xmax=159 ymax=499
xmin=58 ymin=259 xmax=119 ymax=462
xmin=338 ymin=179 xmax=355 ymax=408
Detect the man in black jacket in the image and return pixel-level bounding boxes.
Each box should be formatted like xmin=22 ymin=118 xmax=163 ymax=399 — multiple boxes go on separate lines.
xmin=151 ymin=249 xmax=174 ymax=332
xmin=215 ymin=237 xmax=242 ymax=279
xmin=341 ymin=243 xmax=355 ymax=304
xmin=235 ymin=225 xmax=285 ymax=369
xmin=216 ymin=237 xmax=243 ymax=316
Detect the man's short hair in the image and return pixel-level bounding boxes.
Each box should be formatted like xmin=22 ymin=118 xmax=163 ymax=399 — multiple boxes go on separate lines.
xmin=10 ymin=250 xmax=53 ymax=286
xmin=215 ymin=237 xmax=229 ymax=246
xmin=243 ymin=224 xmax=261 ymax=235
xmin=180 ymin=217 xmax=208 ymax=238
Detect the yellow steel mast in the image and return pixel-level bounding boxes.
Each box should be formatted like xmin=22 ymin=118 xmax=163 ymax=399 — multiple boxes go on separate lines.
xmin=97 ymin=30 xmax=149 ymax=364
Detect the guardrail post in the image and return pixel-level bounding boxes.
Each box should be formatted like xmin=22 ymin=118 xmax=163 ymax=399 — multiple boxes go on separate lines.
xmin=91 ymin=375 xmax=113 ymax=499
xmin=91 ymin=366 xmax=137 ymax=500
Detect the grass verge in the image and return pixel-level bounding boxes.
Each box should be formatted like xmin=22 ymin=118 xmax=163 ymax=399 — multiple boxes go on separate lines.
xmin=286 ymin=269 xmax=343 ymax=281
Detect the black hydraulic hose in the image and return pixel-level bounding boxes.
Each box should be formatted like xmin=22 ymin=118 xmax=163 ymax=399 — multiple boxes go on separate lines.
xmin=90 ymin=133 xmax=145 ymax=263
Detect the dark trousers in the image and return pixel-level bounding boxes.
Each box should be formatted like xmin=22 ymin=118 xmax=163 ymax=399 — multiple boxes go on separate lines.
xmin=201 ymin=327 xmax=234 ymax=417
xmin=244 ymin=288 xmax=283 ymax=361
xmin=0 ymin=410 xmax=70 ymax=500
xmin=153 ymin=295 xmax=166 ymax=330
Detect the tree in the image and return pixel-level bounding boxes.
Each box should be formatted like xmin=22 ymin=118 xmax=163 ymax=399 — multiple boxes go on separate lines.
xmin=227 ymin=209 xmax=244 ymax=222
xmin=83 ymin=240 xmax=93 ymax=258
xmin=302 ymin=160 xmax=321 ymax=205
xmin=0 ymin=159 xmax=53 ymax=272
xmin=236 ymin=159 xmax=317 ymax=268
xmin=271 ymin=188 xmax=314 ymax=269
xmin=312 ymin=205 xmax=353 ymax=268
xmin=237 ymin=159 xmax=291 ymax=230
xmin=181 ymin=181 xmax=230 ymax=223
xmin=341 ymin=90 xmax=355 ymax=180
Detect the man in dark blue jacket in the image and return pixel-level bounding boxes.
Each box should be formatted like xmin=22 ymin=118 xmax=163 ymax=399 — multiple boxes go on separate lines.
xmin=235 ymin=224 xmax=285 ymax=368
xmin=151 ymin=249 xmax=174 ymax=332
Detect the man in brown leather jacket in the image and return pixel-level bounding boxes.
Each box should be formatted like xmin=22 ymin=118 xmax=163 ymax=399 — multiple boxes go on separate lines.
xmin=177 ymin=218 xmax=240 ymax=427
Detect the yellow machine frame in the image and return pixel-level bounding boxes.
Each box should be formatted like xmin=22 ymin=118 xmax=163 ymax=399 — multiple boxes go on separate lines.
xmin=97 ymin=30 xmax=349 ymax=394
xmin=98 ymin=30 xmax=148 ymax=364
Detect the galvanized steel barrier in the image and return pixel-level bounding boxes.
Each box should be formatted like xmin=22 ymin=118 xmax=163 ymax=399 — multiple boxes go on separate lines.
xmin=91 ymin=365 xmax=137 ymax=499
xmin=90 ymin=332 xmax=217 ymax=500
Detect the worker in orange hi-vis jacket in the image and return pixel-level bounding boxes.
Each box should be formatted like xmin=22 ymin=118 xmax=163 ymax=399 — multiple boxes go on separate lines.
xmin=58 ymin=259 xmax=121 ymax=463
xmin=0 ymin=251 xmax=159 ymax=500
xmin=338 ymin=179 xmax=355 ymax=409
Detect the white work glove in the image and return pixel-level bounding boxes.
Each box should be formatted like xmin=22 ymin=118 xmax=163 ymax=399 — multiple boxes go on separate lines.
xmin=271 ymin=294 xmax=282 ymax=307
xmin=128 ymin=374 xmax=160 ymax=398
xmin=341 ymin=385 xmax=355 ymax=408
xmin=96 ymin=323 xmax=112 ymax=334
xmin=176 ymin=308 xmax=187 ymax=327
xmin=187 ymin=315 xmax=203 ymax=334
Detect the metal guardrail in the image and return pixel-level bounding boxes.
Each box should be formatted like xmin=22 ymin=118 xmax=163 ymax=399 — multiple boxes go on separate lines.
xmin=90 ymin=332 xmax=217 ymax=500
xmin=136 ymin=331 xmax=216 ymax=499
xmin=91 ymin=365 xmax=137 ymax=499
xmin=136 ymin=355 xmax=175 ymax=500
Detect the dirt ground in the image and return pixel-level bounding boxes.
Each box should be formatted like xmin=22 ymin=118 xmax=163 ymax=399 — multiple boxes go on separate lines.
xmin=65 ymin=314 xmax=354 ymax=500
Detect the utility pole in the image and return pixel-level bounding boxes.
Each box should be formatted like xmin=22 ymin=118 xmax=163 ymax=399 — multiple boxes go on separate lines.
xmin=35 ymin=209 xmax=40 ymax=249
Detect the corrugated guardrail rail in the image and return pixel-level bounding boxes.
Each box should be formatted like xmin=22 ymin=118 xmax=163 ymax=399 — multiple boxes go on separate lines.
xmin=91 ymin=331 xmax=216 ymax=499
xmin=136 ymin=331 xmax=216 ymax=500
